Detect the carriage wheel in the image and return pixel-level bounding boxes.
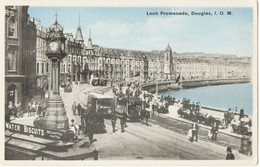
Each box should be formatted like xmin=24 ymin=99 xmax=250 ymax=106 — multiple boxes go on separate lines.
xmin=81 ymin=118 xmax=87 ymax=134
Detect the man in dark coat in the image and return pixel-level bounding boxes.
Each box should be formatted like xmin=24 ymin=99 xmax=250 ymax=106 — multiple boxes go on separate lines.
xmin=38 ymin=104 xmax=42 ymax=115
xmin=145 ymin=110 xmax=150 ymax=125
xmin=111 ymin=113 xmax=117 ymax=132
xmin=211 ymin=122 xmax=219 ymax=141
xmin=77 ymin=103 xmax=82 ymax=116
xmin=122 ymin=111 xmax=127 ymax=128
xmin=120 ymin=116 xmax=125 ymax=133
xmin=152 ymin=104 xmax=156 ymax=115
xmin=87 ymin=119 xmax=95 ymax=143
xmin=191 ymin=123 xmax=199 ymax=142
xmin=226 ymin=147 xmax=235 ymax=160
xmin=140 ymin=108 xmax=146 ymax=124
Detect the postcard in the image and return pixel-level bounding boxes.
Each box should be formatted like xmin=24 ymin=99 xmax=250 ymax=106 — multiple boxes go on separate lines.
xmin=1 ymin=0 xmax=257 ymax=166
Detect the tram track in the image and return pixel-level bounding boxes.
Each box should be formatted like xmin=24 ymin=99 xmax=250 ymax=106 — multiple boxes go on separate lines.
xmin=132 ymin=121 xmax=226 ymax=159
xmin=104 ymin=119 xmax=225 ymax=160
xmin=149 ymin=114 xmax=241 ymax=150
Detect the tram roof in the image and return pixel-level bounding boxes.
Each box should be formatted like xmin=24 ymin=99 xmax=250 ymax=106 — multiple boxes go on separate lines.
xmin=88 ymin=92 xmax=114 ymax=99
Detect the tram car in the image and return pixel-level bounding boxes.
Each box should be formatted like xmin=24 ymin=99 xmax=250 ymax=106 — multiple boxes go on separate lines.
xmin=115 ymin=97 xmax=141 ymax=121
xmin=80 ymin=93 xmax=115 ymax=134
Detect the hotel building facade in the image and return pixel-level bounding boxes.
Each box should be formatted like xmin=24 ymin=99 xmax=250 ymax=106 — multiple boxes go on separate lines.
xmin=5 ymin=6 xmax=37 ymax=107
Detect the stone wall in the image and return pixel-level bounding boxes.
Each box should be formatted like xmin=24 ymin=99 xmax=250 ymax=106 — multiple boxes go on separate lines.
xmin=141 ymin=78 xmax=251 ymax=93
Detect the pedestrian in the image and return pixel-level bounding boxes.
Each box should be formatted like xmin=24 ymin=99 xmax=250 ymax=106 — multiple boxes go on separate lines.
xmin=211 ymin=122 xmax=219 ymax=141
xmin=140 ymin=108 xmax=146 ymax=124
xmin=152 ymin=103 xmax=156 ymax=115
xmin=111 ymin=112 xmax=117 ymax=132
xmin=120 ymin=116 xmax=125 ymax=133
xmin=36 ymin=102 xmax=40 ymax=115
xmin=239 ymin=109 xmax=244 ymax=120
xmin=72 ymin=102 xmax=77 ymax=115
xmin=13 ymin=103 xmax=18 ymax=118
xmin=191 ymin=123 xmax=199 ymax=142
xmin=70 ymin=119 xmax=79 ymax=140
xmin=38 ymin=103 xmax=42 ymax=115
xmin=31 ymin=101 xmax=36 ymax=116
xmin=27 ymin=102 xmax=32 ymax=117
xmin=88 ymin=120 xmax=95 ymax=143
xmin=226 ymin=147 xmax=235 ymax=160
xmin=188 ymin=128 xmax=193 ymax=141
xmin=145 ymin=110 xmax=150 ymax=125
xmin=8 ymin=102 xmax=14 ymax=117
xmin=122 ymin=111 xmax=127 ymax=128
xmin=17 ymin=102 xmax=22 ymax=117
xmin=77 ymin=103 xmax=82 ymax=116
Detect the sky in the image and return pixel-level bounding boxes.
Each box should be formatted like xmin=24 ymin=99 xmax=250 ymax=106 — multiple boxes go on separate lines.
xmin=28 ymin=7 xmax=253 ymax=57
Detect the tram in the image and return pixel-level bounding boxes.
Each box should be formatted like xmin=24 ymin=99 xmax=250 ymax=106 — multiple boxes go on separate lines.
xmin=115 ymin=97 xmax=142 ymax=121
xmin=81 ymin=93 xmax=115 ymax=133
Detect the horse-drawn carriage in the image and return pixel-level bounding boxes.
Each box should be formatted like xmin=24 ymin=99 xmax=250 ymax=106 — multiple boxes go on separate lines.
xmin=232 ymin=122 xmax=250 ymax=135
xmin=177 ymin=99 xmax=200 ymax=120
xmin=177 ymin=98 xmax=224 ymax=127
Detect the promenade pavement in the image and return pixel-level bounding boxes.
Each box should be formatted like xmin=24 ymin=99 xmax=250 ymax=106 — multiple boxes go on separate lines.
xmin=77 ymin=87 xmax=250 ymax=160
xmin=10 ymin=84 xmax=252 ymax=160
xmin=103 ymin=88 xmax=244 ymax=138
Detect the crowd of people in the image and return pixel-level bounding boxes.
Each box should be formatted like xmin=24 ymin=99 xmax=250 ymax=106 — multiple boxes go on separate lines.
xmin=178 ymin=98 xmax=252 ymax=137
xmin=6 ymin=102 xmax=23 ymax=120
xmin=71 ymin=102 xmax=83 ymax=116
xmin=113 ymin=81 xmax=177 ymax=120
xmin=6 ymin=100 xmax=47 ymax=123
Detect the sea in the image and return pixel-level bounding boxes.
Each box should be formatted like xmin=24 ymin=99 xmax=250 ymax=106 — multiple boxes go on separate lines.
xmin=158 ymin=83 xmax=253 ymax=116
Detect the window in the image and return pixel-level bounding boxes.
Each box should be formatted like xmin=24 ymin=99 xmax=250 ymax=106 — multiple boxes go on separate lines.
xmin=68 ymin=64 xmax=71 ymax=73
xmin=7 ymin=46 xmax=17 ymax=71
xmin=36 ymin=63 xmax=39 ymax=74
xmin=46 ymin=63 xmax=49 ymax=72
xmin=42 ymin=63 xmax=44 ymax=74
xmin=7 ymin=18 xmax=17 ymax=38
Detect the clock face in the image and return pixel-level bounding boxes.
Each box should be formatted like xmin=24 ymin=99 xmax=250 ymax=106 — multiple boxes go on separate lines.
xmin=49 ymin=41 xmax=59 ymax=52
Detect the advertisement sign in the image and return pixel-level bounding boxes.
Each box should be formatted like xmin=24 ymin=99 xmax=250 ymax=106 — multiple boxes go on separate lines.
xmin=5 ymin=122 xmax=64 ymax=140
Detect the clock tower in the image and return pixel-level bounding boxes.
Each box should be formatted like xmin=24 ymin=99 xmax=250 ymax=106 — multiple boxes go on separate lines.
xmin=40 ymin=17 xmax=69 ymax=131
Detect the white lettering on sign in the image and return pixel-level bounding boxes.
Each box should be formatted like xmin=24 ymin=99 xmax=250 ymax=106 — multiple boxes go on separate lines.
xmin=24 ymin=125 xmax=45 ymax=136
xmin=5 ymin=9 xmax=14 ymax=17
xmin=5 ymin=122 xmax=65 ymax=140
xmin=5 ymin=122 xmax=20 ymax=132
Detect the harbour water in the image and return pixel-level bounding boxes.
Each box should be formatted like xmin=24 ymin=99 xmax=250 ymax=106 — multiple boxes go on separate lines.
xmin=159 ymin=83 xmax=253 ymax=116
